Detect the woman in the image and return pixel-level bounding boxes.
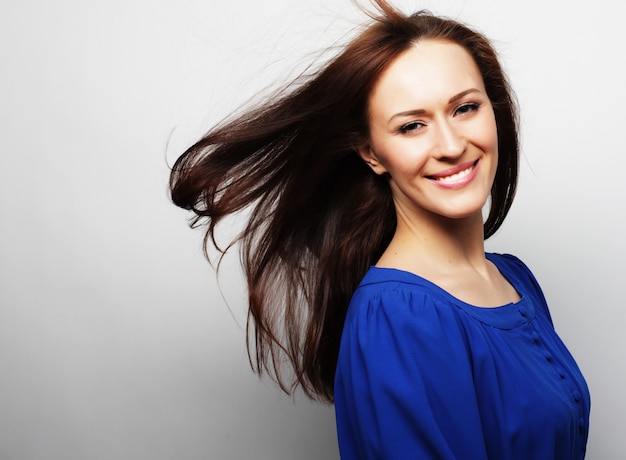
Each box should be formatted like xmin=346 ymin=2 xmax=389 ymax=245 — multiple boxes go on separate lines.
xmin=170 ymin=1 xmax=590 ymax=458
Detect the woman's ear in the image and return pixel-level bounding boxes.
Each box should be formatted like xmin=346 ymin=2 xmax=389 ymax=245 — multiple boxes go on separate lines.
xmin=356 ymin=143 xmax=387 ymax=175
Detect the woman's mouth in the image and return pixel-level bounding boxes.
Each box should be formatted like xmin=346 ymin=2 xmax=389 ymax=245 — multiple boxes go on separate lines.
xmin=427 ymin=160 xmax=479 ymax=189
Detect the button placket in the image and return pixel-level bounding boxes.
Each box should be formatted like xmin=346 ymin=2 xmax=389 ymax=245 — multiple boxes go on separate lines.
xmin=527 ymin=322 xmax=586 ymax=431
xmin=515 ymin=297 xmax=588 ymax=453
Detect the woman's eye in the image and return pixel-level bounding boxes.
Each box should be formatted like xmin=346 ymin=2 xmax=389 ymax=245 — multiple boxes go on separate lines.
xmin=455 ymin=102 xmax=480 ymax=116
xmin=399 ymin=121 xmax=424 ymax=134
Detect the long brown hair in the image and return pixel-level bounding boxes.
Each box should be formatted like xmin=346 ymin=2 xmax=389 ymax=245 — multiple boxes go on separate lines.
xmin=170 ymin=0 xmax=519 ymax=402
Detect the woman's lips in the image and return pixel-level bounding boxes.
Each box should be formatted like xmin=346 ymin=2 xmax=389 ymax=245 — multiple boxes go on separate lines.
xmin=427 ymin=160 xmax=479 ymax=189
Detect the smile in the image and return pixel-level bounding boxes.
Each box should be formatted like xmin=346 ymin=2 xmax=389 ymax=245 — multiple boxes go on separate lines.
xmin=427 ymin=160 xmax=479 ymax=189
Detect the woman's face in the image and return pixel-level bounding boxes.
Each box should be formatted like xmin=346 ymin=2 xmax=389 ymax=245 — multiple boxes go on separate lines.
xmin=360 ymin=39 xmax=498 ymax=225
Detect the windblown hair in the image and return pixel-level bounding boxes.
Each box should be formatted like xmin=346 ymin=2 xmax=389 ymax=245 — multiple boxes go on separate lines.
xmin=170 ymin=0 xmax=519 ymax=402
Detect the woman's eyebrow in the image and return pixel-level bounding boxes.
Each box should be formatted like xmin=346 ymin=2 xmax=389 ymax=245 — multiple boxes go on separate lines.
xmin=448 ymin=88 xmax=481 ymax=104
xmin=388 ymin=88 xmax=482 ymax=124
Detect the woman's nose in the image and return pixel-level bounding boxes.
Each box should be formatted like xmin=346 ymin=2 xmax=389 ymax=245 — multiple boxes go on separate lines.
xmin=433 ymin=119 xmax=466 ymax=159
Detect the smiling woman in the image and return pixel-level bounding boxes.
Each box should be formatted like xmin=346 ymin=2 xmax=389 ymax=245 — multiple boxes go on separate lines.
xmin=169 ymin=0 xmax=590 ymax=458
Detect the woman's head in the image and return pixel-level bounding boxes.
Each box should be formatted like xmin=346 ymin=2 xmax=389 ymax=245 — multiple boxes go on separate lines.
xmin=310 ymin=2 xmax=518 ymax=236
xmin=357 ymin=39 xmax=500 ymax=225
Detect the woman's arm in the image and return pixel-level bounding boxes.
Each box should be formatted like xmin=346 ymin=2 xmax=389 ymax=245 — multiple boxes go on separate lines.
xmin=334 ymin=288 xmax=488 ymax=460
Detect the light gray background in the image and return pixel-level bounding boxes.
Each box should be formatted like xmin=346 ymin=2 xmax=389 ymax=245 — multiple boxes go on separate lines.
xmin=1 ymin=0 xmax=623 ymax=459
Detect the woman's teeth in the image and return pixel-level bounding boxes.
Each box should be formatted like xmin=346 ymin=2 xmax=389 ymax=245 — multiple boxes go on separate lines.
xmin=435 ymin=164 xmax=474 ymax=183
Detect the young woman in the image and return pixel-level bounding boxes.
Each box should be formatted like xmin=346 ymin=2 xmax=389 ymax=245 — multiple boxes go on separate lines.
xmin=170 ymin=1 xmax=590 ymax=458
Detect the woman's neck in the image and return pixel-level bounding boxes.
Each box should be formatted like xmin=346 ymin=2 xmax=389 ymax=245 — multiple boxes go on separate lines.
xmin=376 ymin=206 xmax=488 ymax=276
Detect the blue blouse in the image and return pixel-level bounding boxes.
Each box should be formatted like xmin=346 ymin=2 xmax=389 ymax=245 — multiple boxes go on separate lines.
xmin=334 ymin=253 xmax=590 ymax=459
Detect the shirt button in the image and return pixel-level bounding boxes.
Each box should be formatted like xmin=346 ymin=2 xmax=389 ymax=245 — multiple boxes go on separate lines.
xmin=531 ymin=331 xmax=540 ymax=345
xmin=544 ymin=353 xmax=553 ymax=363
xmin=519 ymin=309 xmax=527 ymax=318
xmin=572 ymin=391 xmax=581 ymax=403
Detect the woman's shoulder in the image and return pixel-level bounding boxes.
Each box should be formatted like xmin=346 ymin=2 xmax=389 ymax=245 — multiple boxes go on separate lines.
xmin=486 ymin=252 xmax=545 ymax=296
xmin=352 ymin=265 xmax=449 ymax=304
xmin=344 ymin=266 xmax=461 ymax=330
xmin=486 ymin=252 xmax=529 ymax=273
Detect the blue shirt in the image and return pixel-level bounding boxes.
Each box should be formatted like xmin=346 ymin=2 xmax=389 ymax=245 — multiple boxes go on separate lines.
xmin=334 ymin=253 xmax=590 ymax=459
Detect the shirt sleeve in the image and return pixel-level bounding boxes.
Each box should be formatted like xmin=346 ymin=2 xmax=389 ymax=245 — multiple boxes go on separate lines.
xmin=334 ymin=286 xmax=489 ymax=460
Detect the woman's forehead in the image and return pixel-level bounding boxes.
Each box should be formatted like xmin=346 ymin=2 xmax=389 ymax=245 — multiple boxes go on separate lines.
xmin=368 ymin=40 xmax=485 ymax=113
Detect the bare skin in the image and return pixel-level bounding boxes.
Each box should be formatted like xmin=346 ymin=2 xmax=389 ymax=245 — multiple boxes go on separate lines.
xmin=378 ymin=207 xmax=520 ymax=308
